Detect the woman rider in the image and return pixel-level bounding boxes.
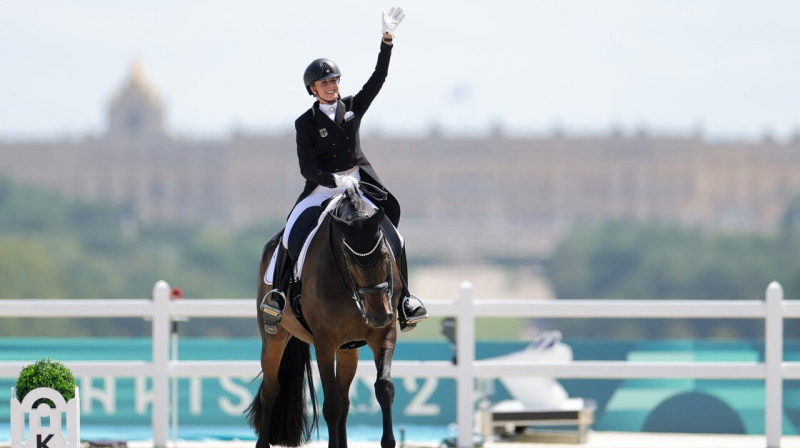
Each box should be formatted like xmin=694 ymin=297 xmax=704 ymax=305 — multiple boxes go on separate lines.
xmin=261 ymin=7 xmax=427 ymax=333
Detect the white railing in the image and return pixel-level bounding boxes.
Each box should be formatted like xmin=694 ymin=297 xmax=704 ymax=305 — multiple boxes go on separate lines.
xmin=0 ymin=281 xmax=795 ymax=448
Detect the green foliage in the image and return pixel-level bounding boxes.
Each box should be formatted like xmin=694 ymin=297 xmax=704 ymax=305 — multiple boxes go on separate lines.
xmin=15 ymin=358 xmax=76 ymax=407
xmin=4 ymin=173 xmax=800 ymax=340
xmin=544 ymin=221 xmax=800 ymax=338
xmin=547 ymin=221 xmax=798 ymax=300
xmin=0 ymin=175 xmax=277 ymax=337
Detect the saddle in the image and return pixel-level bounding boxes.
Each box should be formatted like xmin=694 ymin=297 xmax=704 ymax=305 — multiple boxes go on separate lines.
xmin=263 ymin=223 xmax=369 ymax=351
xmin=266 ymin=192 xmax=402 ymax=285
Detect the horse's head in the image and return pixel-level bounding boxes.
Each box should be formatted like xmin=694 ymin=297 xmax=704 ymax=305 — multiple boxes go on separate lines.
xmin=330 ymin=187 xmax=395 ymax=328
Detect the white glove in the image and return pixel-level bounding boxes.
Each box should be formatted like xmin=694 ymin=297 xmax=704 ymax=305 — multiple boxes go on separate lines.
xmin=382 ymin=7 xmax=405 ymax=37
xmin=334 ymin=174 xmax=359 ymax=191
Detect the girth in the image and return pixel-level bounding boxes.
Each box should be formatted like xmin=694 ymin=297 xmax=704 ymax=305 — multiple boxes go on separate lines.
xmin=288 ymin=283 xmax=367 ymax=351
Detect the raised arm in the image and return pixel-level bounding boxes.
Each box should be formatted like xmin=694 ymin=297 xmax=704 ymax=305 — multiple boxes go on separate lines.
xmin=353 ymin=7 xmax=406 ymax=114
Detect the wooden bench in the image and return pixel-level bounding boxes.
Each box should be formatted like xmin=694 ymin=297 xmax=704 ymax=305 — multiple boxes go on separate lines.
xmin=479 ymin=403 xmax=595 ymax=444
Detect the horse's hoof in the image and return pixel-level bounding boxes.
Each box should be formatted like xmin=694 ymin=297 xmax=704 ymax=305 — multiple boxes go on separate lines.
xmin=264 ymin=323 xmax=278 ymax=335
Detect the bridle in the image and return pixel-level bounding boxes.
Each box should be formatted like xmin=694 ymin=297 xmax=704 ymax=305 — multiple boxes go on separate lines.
xmin=328 ymin=191 xmax=395 ymax=324
xmin=329 ymin=225 xmax=395 ymax=324
xmin=342 ymin=231 xmax=394 ymax=321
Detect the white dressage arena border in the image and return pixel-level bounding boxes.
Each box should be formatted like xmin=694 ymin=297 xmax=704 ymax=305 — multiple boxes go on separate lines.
xmin=0 ymin=281 xmax=796 ymax=448
xmin=47 ymin=433 xmax=800 ymax=448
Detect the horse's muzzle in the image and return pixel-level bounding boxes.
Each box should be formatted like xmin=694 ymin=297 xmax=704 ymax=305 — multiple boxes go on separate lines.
xmin=366 ymin=310 xmax=394 ymax=328
xmin=360 ymin=282 xmax=393 ymax=328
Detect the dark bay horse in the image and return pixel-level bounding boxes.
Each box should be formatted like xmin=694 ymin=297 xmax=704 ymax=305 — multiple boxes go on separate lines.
xmin=247 ymin=186 xmax=402 ymax=448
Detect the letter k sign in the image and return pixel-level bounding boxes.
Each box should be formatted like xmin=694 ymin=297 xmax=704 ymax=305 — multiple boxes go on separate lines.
xmin=37 ymin=433 xmax=54 ymax=448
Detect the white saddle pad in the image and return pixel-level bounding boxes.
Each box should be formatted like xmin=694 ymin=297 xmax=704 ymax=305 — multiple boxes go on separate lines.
xmin=264 ymin=192 xmax=379 ymax=285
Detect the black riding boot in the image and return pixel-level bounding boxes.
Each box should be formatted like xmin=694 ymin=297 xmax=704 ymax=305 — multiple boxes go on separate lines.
xmin=397 ymin=246 xmax=428 ymax=332
xmin=261 ymin=245 xmax=291 ymax=335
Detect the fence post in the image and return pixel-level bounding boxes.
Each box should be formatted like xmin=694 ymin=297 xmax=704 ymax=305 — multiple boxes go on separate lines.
xmin=456 ymin=281 xmax=475 ymax=448
xmin=765 ymin=281 xmax=783 ymax=448
xmin=152 ymin=281 xmax=171 ymax=448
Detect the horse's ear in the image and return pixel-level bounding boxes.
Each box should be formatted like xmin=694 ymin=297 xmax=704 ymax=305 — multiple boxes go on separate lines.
xmin=330 ymin=211 xmax=350 ymax=232
xmin=365 ymin=208 xmax=386 ymax=230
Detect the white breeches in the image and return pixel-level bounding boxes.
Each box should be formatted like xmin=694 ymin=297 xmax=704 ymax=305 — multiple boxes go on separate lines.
xmin=283 ymin=168 xmax=374 ymax=249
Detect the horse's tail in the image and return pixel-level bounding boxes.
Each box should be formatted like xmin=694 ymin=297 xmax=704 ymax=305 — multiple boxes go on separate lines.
xmin=246 ymin=337 xmax=318 ymax=446
xmin=245 ymin=373 xmax=265 ymax=438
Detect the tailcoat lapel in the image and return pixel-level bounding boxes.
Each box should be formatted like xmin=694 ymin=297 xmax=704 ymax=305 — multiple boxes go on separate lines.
xmin=310 ymin=100 xmax=347 ymax=137
xmin=334 ymin=99 xmax=346 ymax=125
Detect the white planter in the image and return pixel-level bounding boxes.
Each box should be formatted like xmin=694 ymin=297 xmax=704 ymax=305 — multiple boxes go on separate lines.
xmin=10 ymin=386 xmax=80 ymax=448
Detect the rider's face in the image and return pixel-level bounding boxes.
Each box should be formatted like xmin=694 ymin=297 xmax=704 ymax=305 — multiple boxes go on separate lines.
xmin=311 ymin=77 xmax=339 ymax=104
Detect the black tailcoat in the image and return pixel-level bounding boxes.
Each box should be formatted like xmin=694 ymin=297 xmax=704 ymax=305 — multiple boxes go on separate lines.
xmin=293 ymin=42 xmax=401 ymax=226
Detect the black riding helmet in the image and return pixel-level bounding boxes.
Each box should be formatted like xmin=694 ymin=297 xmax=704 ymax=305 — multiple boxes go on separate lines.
xmin=304 ymin=58 xmax=341 ymax=95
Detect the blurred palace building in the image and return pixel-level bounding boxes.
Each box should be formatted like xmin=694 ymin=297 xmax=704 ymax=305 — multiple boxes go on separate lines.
xmin=2 ymin=65 xmax=799 ymax=260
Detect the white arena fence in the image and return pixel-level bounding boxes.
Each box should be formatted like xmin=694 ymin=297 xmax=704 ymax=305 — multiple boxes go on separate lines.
xmin=0 ymin=280 xmax=795 ymax=448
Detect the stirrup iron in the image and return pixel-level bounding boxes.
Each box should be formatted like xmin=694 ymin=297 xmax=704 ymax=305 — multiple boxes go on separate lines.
xmin=260 ymin=289 xmax=286 ymax=334
xmin=399 ymin=295 xmax=428 ymax=332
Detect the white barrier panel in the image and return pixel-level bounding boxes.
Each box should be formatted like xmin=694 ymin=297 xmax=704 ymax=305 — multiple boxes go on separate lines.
xmin=10 ymin=387 xmax=80 ymax=448
xmin=0 ymin=281 xmax=797 ymax=448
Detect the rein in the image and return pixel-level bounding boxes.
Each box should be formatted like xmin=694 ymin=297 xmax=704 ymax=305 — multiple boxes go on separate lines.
xmin=358 ymin=181 xmax=388 ymax=202
xmin=342 ymin=232 xmax=384 ymax=258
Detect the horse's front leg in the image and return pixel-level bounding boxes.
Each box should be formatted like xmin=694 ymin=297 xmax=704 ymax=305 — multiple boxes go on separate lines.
xmin=335 ymin=347 xmax=359 ymax=448
xmin=316 ymin=342 xmax=343 ymax=448
xmin=368 ymin=330 xmax=398 ymax=448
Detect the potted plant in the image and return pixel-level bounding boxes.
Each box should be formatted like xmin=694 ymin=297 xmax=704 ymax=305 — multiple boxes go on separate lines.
xmin=15 ymin=357 xmax=76 ymax=406
xmin=11 ymin=357 xmax=80 ymax=448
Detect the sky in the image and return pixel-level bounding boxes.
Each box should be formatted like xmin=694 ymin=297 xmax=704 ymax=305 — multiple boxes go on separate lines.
xmin=1 ymin=0 xmax=798 ymax=141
